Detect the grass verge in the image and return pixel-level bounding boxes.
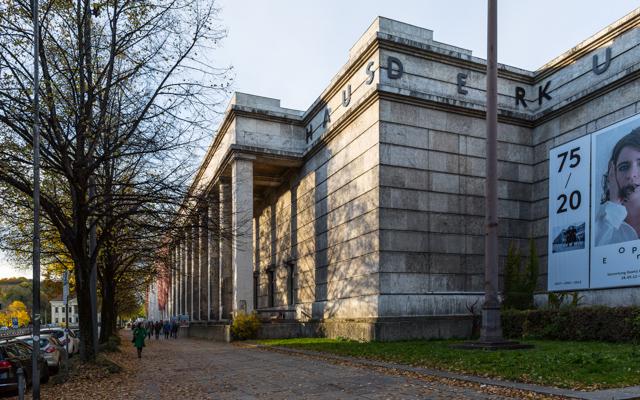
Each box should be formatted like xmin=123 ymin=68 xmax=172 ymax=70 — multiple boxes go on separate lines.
xmin=256 ymin=338 xmax=640 ymax=390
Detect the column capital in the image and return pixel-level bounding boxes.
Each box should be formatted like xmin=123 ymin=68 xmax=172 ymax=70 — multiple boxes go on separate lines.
xmin=230 ymin=152 xmax=256 ymax=162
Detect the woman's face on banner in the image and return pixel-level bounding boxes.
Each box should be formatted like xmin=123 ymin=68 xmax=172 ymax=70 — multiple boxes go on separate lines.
xmin=615 ymin=145 xmax=640 ymax=204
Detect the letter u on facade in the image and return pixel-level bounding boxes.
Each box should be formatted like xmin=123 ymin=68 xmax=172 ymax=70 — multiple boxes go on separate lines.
xmin=592 ymin=47 xmax=611 ymax=75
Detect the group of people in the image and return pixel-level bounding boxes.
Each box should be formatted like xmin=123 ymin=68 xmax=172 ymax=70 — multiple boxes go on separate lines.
xmin=131 ymin=319 xmax=181 ymax=358
xmin=144 ymin=319 xmax=179 ymax=340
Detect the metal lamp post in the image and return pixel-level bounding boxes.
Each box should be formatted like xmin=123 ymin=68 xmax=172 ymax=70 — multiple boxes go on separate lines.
xmin=31 ymin=0 xmax=42 ymax=394
xmin=480 ymin=0 xmax=503 ymax=344
xmin=455 ymin=0 xmax=531 ymax=351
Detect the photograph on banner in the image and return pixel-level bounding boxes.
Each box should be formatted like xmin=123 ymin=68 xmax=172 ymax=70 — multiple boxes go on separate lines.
xmin=591 ymin=113 xmax=640 ymax=289
xmin=551 ymin=222 xmax=585 ymax=253
xmin=547 ymin=134 xmax=591 ymax=291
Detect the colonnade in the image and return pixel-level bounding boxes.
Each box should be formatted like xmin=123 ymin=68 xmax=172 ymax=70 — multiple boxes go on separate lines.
xmin=167 ymin=157 xmax=255 ymax=321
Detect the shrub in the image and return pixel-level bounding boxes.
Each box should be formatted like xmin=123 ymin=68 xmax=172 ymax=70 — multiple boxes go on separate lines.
xmin=502 ymin=306 xmax=640 ymax=342
xmin=231 ymin=312 xmax=261 ymax=340
xmin=503 ymin=239 xmax=538 ymax=310
xmin=547 ymin=291 xmax=584 ymax=310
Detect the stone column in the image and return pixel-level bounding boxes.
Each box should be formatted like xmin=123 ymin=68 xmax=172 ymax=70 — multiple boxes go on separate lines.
xmin=180 ymin=238 xmax=185 ymax=315
xmin=174 ymin=245 xmax=179 ymax=316
xmin=232 ymin=157 xmax=254 ymax=314
xmin=199 ymin=207 xmax=208 ymax=321
xmin=253 ymin=216 xmax=260 ymax=310
xmin=219 ymin=180 xmax=232 ymax=319
xmin=208 ymin=189 xmax=220 ymax=320
xmin=192 ymin=222 xmax=200 ymax=321
xmin=170 ymin=246 xmax=175 ymax=317
xmin=185 ymin=229 xmax=191 ymax=319
xmin=188 ymin=226 xmax=196 ymax=320
xmin=175 ymin=240 xmax=182 ymax=315
xmin=174 ymin=245 xmax=178 ymax=317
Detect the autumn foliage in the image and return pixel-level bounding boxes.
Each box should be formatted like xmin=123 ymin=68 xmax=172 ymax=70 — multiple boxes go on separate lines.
xmin=0 ymin=300 xmax=30 ymax=327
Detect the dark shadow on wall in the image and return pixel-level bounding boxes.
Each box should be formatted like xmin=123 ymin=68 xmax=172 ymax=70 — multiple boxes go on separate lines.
xmin=289 ymin=185 xmax=298 ymax=307
xmin=313 ymin=157 xmax=328 ymax=319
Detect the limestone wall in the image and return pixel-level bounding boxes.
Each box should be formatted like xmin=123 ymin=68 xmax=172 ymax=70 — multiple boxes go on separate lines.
xmin=377 ymin=96 xmax=534 ymax=316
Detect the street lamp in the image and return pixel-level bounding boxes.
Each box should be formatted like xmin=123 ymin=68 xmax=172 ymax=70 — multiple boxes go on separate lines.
xmin=31 ymin=0 xmax=42 ymax=395
xmin=456 ymin=0 xmax=532 ymax=351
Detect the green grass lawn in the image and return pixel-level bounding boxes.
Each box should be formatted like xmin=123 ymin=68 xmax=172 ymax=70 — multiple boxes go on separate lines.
xmin=256 ymin=338 xmax=640 ymax=390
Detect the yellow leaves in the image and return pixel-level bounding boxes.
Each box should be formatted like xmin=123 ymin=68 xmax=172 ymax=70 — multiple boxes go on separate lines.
xmin=0 ymin=299 xmax=30 ymax=327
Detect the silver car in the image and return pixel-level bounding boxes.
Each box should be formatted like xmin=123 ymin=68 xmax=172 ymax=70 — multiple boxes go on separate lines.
xmin=40 ymin=328 xmax=79 ymax=356
xmin=16 ymin=335 xmax=65 ymax=373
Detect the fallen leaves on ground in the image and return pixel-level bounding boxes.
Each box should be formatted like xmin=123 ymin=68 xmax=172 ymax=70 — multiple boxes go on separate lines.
xmin=7 ymin=335 xmax=142 ymax=400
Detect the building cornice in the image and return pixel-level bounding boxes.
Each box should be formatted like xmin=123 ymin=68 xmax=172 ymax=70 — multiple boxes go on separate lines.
xmin=533 ymin=61 xmax=640 ymax=127
xmin=535 ymin=8 xmax=640 ymax=82
xmin=376 ymin=38 xmax=534 ymax=85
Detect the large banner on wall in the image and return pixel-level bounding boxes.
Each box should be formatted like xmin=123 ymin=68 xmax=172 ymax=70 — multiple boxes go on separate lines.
xmin=548 ymin=113 xmax=640 ymax=291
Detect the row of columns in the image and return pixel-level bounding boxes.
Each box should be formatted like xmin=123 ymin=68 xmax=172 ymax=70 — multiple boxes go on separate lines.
xmin=167 ymin=157 xmax=255 ymax=321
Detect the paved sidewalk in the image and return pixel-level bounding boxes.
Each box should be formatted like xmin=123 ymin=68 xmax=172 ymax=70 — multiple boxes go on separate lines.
xmin=124 ymin=337 xmax=563 ymax=399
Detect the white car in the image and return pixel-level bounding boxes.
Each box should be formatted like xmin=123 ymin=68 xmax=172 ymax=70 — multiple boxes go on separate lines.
xmin=16 ymin=335 xmax=65 ymax=372
xmin=40 ymin=328 xmax=80 ymax=356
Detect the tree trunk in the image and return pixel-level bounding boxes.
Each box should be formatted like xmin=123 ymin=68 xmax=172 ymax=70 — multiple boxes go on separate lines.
xmin=99 ymin=278 xmax=116 ymax=343
xmin=74 ymin=254 xmax=96 ymax=361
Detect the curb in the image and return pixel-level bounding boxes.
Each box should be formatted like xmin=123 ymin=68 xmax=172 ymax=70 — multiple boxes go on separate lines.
xmin=247 ymin=344 xmax=640 ymax=400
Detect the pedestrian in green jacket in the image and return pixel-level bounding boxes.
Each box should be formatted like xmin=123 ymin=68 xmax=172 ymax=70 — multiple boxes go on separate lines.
xmin=132 ymin=324 xmax=147 ymax=358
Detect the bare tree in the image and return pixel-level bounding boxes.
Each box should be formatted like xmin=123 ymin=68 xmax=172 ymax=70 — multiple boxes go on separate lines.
xmin=0 ymin=0 xmax=230 ymax=360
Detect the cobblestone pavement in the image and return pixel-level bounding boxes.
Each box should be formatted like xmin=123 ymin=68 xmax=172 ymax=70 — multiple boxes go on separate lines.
xmin=117 ymin=337 xmax=557 ymax=400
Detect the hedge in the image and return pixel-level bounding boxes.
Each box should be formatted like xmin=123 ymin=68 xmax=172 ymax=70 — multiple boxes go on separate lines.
xmin=501 ymin=306 xmax=640 ymax=342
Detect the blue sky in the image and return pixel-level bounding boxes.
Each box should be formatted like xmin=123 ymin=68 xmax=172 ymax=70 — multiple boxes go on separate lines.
xmin=215 ymin=0 xmax=639 ymax=110
xmin=1 ymin=1 xmax=638 ymax=279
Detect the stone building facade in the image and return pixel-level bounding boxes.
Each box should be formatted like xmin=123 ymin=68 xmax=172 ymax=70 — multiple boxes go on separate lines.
xmin=164 ymin=10 xmax=640 ymax=340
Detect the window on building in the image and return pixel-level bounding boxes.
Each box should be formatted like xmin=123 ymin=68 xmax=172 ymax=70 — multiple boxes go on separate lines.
xmin=62 ymin=317 xmax=65 ymax=322
xmin=55 ymin=318 xmax=58 ymax=323
xmin=55 ymin=306 xmax=58 ymax=313
xmin=267 ymin=267 xmax=275 ymax=308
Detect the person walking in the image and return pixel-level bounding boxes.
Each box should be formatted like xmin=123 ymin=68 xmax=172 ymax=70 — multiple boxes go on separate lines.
xmin=146 ymin=321 xmax=153 ymax=340
xmin=163 ymin=320 xmax=171 ymax=339
xmin=154 ymin=321 xmax=162 ymax=340
xmin=132 ymin=323 xmax=147 ymax=359
xmin=171 ymin=320 xmax=179 ymax=339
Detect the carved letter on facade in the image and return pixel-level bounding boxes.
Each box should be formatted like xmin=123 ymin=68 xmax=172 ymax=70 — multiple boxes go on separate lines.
xmin=342 ymin=84 xmax=351 ymax=107
xmin=538 ymin=81 xmax=552 ymax=105
xmin=387 ymin=56 xmax=404 ymax=80
xmin=323 ymin=108 xmax=331 ymax=128
xmin=515 ymin=86 xmax=527 ymax=108
xmin=365 ymin=61 xmax=375 ymax=85
xmin=457 ymin=73 xmax=468 ymax=95
xmin=305 ymin=124 xmax=313 ymax=143
xmin=592 ymin=47 xmax=612 ymax=75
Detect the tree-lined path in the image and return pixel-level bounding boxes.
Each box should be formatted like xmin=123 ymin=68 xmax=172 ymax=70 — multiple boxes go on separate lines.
xmin=16 ymin=336 xmax=563 ymax=399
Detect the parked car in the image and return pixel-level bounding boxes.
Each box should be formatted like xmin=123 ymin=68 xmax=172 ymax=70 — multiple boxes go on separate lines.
xmin=0 ymin=340 xmax=48 ymax=394
xmin=15 ymin=335 xmax=66 ymax=373
xmin=40 ymin=328 xmax=79 ymax=356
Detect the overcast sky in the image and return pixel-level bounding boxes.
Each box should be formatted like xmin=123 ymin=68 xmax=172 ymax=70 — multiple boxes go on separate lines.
xmin=1 ymin=1 xmax=638 ymax=279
